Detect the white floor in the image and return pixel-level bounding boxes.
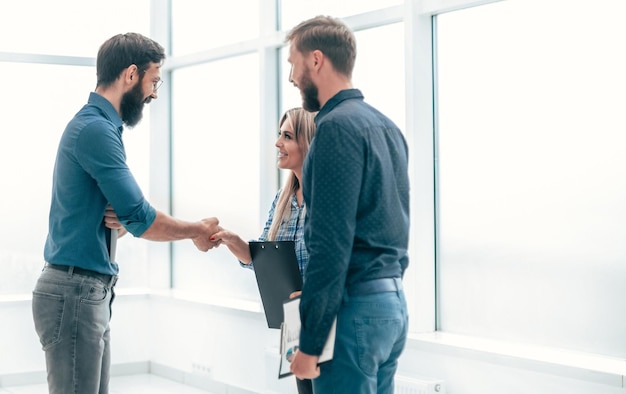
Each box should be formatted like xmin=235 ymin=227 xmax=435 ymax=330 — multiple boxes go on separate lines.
xmin=0 ymin=374 xmax=214 ymax=394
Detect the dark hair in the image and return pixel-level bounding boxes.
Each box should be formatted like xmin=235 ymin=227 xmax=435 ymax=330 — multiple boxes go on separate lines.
xmin=285 ymin=15 xmax=356 ymax=78
xmin=96 ymin=32 xmax=166 ymax=88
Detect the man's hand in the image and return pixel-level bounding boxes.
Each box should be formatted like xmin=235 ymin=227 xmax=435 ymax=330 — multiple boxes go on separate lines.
xmin=103 ymin=205 xmax=128 ymax=237
xmin=289 ymin=349 xmax=320 ymax=379
xmin=192 ymin=217 xmax=221 ymax=251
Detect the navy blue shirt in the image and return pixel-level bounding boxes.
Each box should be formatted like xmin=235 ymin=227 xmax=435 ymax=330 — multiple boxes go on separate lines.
xmin=299 ymin=89 xmax=410 ymax=355
xmin=44 ymin=92 xmax=156 ymax=275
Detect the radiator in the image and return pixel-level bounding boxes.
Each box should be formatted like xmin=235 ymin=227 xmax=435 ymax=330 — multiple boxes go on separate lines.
xmin=395 ymin=375 xmax=445 ymax=394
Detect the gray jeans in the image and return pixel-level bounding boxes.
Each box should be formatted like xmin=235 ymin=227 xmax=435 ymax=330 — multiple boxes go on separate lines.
xmin=32 ymin=265 xmax=117 ymax=394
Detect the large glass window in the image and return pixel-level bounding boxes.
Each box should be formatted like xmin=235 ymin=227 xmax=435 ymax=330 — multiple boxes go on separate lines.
xmin=171 ymin=0 xmax=260 ymax=56
xmin=280 ymin=0 xmax=402 ymax=31
xmin=0 ymin=63 xmax=91 ymax=294
xmin=0 ymin=64 xmax=152 ymax=294
xmin=352 ymin=23 xmax=405 ymax=132
xmin=0 ymin=0 xmax=149 ymax=56
xmin=436 ymin=0 xmax=626 ymax=356
xmin=171 ymin=54 xmax=262 ymax=299
xmin=0 ymin=1 xmax=152 ymax=294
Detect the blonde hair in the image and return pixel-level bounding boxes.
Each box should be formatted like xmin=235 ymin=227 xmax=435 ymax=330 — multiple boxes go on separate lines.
xmin=267 ymin=108 xmax=317 ymax=240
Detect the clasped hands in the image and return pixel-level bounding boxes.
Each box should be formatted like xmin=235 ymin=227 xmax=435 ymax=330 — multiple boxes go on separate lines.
xmin=103 ymin=205 xmax=223 ymax=252
xmin=193 ymin=218 xmax=222 ymax=252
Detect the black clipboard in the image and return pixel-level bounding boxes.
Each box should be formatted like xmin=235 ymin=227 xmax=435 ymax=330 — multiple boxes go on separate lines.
xmin=249 ymin=241 xmax=303 ymax=329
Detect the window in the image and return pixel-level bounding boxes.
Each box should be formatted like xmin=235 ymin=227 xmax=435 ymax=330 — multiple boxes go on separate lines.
xmin=171 ymin=0 xmax=259 ymax=56
xmin=436 ymin=0 xmax=626 ymax=356
xmin=0 ymin=0 xmax=150 ymax=57
xmin=0 ymin=1 xmax=151 ymax=294
xmin=280 ymin=0 xmax=402 ymax=31
xmin=352 ymin=23 xmax=405 ymax=132
xmin=170 ymin=54 xmax=262 ymax=299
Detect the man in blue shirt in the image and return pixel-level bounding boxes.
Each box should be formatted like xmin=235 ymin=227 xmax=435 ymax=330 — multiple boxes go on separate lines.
xmin=286 ymin=16 xmax=410 ymax=394
xmin=32 ymin=33 xmax=220 ymax=394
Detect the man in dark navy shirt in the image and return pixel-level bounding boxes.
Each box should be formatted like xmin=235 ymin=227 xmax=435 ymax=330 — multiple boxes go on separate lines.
xmin=32 ymin=33 xmax=220 ymax=394
xmin=286 ymin=16 xmax=410 ymax=394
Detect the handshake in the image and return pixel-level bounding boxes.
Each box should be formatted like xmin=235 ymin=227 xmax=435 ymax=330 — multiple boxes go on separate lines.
xmin=192 ymin=217 xmax=223 ymax=252
xmin=103 ymin=205 xmax=224 ymax=252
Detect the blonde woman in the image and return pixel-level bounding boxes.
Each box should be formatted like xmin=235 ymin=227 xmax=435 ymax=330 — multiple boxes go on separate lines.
xmin=211 ymin=107 xmax=317 ymax=394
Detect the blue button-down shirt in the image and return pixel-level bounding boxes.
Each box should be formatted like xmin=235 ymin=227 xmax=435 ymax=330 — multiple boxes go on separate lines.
xmin=299 ymin=89 xmax=410 ymax=355
xmin=44 ymin=92 xmax=156 ymax=275
xmin=243 ymin=190 xmax=308 ymax=278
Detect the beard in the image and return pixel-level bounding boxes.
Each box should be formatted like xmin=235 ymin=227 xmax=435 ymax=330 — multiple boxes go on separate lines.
xmin=120 ymin=79 xmax=149 ymax=128
xmin=300 ymin=68 xmax=321 ymax=112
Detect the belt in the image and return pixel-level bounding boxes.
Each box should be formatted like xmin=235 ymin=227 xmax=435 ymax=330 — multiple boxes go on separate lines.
xmin=45 ymin=263 xmax=118 ymax=287
xmin=348 ymin=277 xmax=403 ymax=296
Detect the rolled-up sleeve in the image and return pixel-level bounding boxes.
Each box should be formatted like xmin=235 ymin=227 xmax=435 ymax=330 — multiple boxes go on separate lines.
xmin=77 ymin=121 xmax=156 ymax=237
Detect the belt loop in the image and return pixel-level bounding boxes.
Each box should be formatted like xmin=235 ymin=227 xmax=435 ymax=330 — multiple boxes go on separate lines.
xmin=394 ymin=277 xmax=402 ymax=292
xmin=67 ymin=266 xmax=74 ymax=277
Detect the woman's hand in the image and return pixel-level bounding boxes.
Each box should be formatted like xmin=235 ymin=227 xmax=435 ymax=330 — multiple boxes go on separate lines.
xmin=210 ymin=228 xmax=252 ymax=264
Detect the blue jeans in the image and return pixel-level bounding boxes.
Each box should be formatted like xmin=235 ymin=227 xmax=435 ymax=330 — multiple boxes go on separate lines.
xmin=32 ymin=265 xmax=117 ymax=394
xmin=313 ymin=289 xmax=408 ymax=394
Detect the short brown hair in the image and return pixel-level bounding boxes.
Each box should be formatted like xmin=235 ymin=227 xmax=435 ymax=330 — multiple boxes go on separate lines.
xmin=96 ymin=32 xmax=166 ymax=88
xmin=285 ymin=15 xmax=356 ymax=79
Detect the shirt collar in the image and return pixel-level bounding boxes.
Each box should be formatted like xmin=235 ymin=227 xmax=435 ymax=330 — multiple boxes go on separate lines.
xmin=88 ymin=92 xmax=124 ymax=132
xmin=317 ymin=88 xmax=364 ymax=119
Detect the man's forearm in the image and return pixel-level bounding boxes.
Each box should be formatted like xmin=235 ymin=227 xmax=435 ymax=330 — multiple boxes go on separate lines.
xmin=140 ymin=211 xmax=217 ymax=242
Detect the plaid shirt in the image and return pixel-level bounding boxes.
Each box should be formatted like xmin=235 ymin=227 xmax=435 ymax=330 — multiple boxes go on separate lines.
xmin=243 ymin=190 xmax=308 ymax=279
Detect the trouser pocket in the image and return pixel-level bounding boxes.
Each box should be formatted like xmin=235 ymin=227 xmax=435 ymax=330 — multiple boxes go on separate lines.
xmin=32 ymin=291 xmax=65 ymax=350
